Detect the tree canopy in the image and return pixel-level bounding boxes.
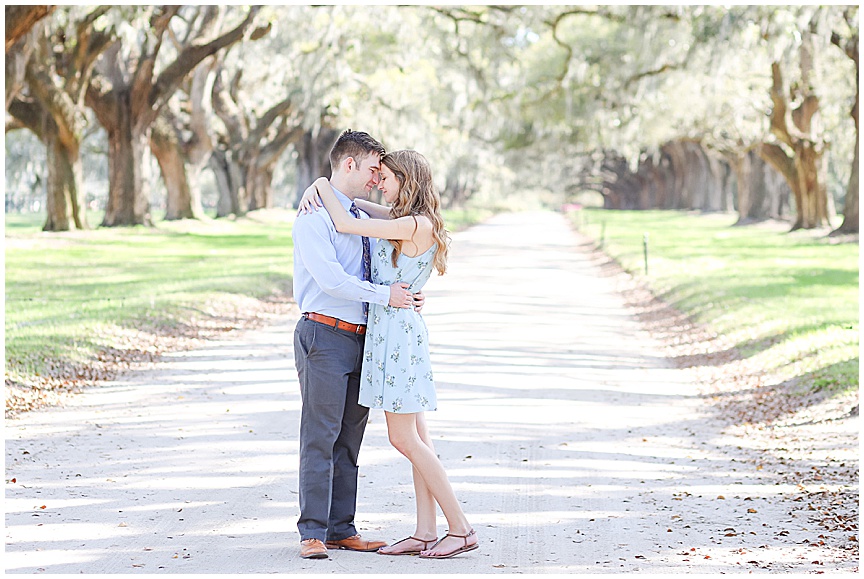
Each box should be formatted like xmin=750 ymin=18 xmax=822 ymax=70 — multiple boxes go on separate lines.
xmin=5 ymin=5 xmax=858 ymax=233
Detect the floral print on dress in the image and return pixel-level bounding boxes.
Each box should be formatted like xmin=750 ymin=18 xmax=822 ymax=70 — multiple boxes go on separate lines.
xmin=357 ymin=240 xmax=438 ymax=414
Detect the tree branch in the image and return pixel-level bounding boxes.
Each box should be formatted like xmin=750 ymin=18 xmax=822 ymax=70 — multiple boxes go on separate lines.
xmin=5 ymin=5 xmax=55 ymax=53
xmin=258 ymin=122 xmax=304 ymax=167
xmin=210 ymin=65 xmax=246 ymax=145
xmin=130 ymin=5 xmax=179 ymax=122
xmin=150 ymin=6 xmax=260 ymax=118
xmin=7 ymin=97 xmax=45 ymax=138
xmin=759 ymin=142 xmax=797 ymax=188
xmin=24 ymin=49 xmax=82 ymax=148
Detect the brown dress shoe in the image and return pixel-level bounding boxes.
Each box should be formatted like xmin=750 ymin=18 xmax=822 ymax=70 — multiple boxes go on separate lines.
xmin=300 ymin=538 xmax=328 ymax=559
xmin=325 ymin=534 xmax=387 ymax=552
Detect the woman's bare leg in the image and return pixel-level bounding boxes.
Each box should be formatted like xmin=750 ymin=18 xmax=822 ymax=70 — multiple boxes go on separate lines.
xmin=412 ymin=413 xmax=438 ymax=537
xmin=384 ymin=411 xmax=476 ymax=556
xmin=378 ymin=413 xmax=438 ymax=554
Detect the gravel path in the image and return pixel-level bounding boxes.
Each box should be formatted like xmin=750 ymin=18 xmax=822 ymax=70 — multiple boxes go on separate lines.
xmin=5 ymin=211 xmax=858 ymax=574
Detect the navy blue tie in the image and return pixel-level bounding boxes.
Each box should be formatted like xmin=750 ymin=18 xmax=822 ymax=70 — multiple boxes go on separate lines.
xmin=349 ymin=202 xmax=371 ymax=318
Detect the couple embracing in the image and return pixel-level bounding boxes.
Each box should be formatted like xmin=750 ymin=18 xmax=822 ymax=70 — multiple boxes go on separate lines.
xmin=291 ymin=130 xmax=478 ymax=560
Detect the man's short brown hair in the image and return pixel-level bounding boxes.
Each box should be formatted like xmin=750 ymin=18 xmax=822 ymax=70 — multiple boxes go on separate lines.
xmin=329 ymin=129 xmax=386 ymax=172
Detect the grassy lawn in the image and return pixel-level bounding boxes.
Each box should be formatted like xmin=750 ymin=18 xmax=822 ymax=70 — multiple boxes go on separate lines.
xmin=5 ymin=210 xmax=297 ymax=386
xmin=571 ymin=209 xmax=859 ymax=395
xmin=5 ymin=207 xmax=490 ymax=390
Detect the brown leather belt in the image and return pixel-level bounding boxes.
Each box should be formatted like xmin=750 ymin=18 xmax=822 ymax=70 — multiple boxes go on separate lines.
xmin=304 ymin=312 xmax=367 ymax=335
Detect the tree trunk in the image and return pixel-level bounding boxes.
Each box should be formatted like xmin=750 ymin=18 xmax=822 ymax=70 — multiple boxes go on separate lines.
xmin=662 ymin=141 xmax=688 ymax=209
xmin=150 ymin=115 xmax=204 ymax=220
xmin=246 ymin=153 xmax=265 ymax=211
xmin=703 ymin=148 xmax=726 ymax=211
xmin=762 ymin=29 xmax=831 ymax=231
xmin=210 ymin=148 xmax=246 ymax=217
xmin=791 ymin=143 xmax=830 ymax=229
xmin=89 ymin=7 xmax=259 ymax=227
xmin=732 ymin=151 xmax=753 ymax=224
xmin=831 ymin=130 xmax=859 ymax=235
xmin=294 ymin=128 xmax=336 ymax=207
xmin=830 ymin=63 xmax=859 ymax=234
xmin=102 ymin=95 xmax=153 ymax=226
xmin=43 ymin=116 xmax=87 ymax=231
xmin=829 ymin=10 xmax=859 ymax=236
xmin=246 ymin=164 xmax=275 ymax=211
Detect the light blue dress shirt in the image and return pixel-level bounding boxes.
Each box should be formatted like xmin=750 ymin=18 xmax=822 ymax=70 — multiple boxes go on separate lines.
xmin=292 ymin=185 xmax=391 ymax=325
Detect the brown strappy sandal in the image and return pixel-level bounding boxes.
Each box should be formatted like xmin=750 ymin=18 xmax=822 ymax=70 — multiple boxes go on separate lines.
xmin=377 ymin=536 xmax=439 ymax=556
xmin=419 ymin=529 xmax=479 ymax=559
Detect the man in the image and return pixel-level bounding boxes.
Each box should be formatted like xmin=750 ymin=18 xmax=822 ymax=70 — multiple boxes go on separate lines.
xmin=292 ymin=130 xmax=417 ymax=559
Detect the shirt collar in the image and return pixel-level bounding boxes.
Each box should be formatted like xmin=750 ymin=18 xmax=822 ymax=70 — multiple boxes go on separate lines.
xmin=330 ymin=184 xmax=353 ymax=210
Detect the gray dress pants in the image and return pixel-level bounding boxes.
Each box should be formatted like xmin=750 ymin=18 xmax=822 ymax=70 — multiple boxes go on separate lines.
xmin=293 ymin=316 xmax=369 ymax=542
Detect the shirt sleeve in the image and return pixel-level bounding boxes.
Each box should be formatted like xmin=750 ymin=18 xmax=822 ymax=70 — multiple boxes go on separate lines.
xmin=293 ymin=213 xmax=391 ymax=306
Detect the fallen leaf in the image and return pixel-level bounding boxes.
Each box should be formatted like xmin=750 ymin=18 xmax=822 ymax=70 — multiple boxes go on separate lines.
xmin=748 ymin=508 xmax=757 ymax=513
xmin=717 ymin=495 xmax=726 ymax=500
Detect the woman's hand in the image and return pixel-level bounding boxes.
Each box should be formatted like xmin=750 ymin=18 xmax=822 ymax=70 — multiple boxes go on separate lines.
xmin=413 ymin=291 xmax=425 ymax=312
xmin=297 ymin=183 xmax=323 ymax=215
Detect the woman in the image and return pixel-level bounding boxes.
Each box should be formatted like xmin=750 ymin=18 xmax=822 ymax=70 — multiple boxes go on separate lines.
xmin=298 ymin=150 xmax=478 ymax=559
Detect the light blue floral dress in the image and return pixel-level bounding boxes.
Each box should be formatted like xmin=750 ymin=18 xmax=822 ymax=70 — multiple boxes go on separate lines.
xmin=359 ymin=240 xmax=437 ymax=414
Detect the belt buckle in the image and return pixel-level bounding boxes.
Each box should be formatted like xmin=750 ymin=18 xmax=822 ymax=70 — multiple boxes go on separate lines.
xmin=355 ymin=324 xmax=365 ymax=335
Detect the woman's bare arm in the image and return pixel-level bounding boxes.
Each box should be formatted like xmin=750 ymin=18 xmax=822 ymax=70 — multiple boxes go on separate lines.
xmin=353 ymin=198 xmax=391 ymax=220
xmin=313 ymin=178 xmax=432 ymax=242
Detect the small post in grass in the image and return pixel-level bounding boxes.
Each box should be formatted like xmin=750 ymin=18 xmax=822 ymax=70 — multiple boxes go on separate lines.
xmin=643 ymin=232 xmax=649 ymax=275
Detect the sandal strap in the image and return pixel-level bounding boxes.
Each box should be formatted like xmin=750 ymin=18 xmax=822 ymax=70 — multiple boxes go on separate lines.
xmin=409 ymin=536 xmax=438 ymax=547
xmin=390 ymin=535 xmax=438 ymax=548
xmin=441 ymin=528 xmax=476 ymax=546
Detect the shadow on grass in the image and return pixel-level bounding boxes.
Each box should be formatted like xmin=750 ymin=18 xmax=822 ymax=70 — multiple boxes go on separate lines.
xmin=572 ymin=228 xmax=859 ymax=428
xmin=4 ymin=293 xmax=296 ymax=418
xmin=709 ymin=359 xmax=860 ymax=427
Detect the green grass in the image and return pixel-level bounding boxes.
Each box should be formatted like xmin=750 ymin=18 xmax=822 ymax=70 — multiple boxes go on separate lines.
xmin=572 ymin=209 xmax=859 ymax=394
xmin=5 ymin=207 xmax=492 ymax=388
xmin=5 ymin=210 xmax=296 ymax=384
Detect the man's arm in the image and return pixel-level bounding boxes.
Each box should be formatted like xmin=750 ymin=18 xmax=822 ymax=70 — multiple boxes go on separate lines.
xmin=294 ymin=213 xmax=411 ymax=307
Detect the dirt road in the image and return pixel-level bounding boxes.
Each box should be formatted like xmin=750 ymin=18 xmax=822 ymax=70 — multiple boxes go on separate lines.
xmin=5 ymin=211 xmax=858 ymax=574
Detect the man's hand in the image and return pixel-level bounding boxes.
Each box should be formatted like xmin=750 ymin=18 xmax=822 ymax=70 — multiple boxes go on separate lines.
xmin=389 ymin=283 xmax=413 ymax=308
xmin=413 ymin=290 xmax=425 ymax=313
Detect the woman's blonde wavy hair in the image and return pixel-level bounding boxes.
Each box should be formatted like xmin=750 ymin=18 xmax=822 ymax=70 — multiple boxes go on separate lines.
xmin=382 ymin=150 xmax=450 ymax=275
